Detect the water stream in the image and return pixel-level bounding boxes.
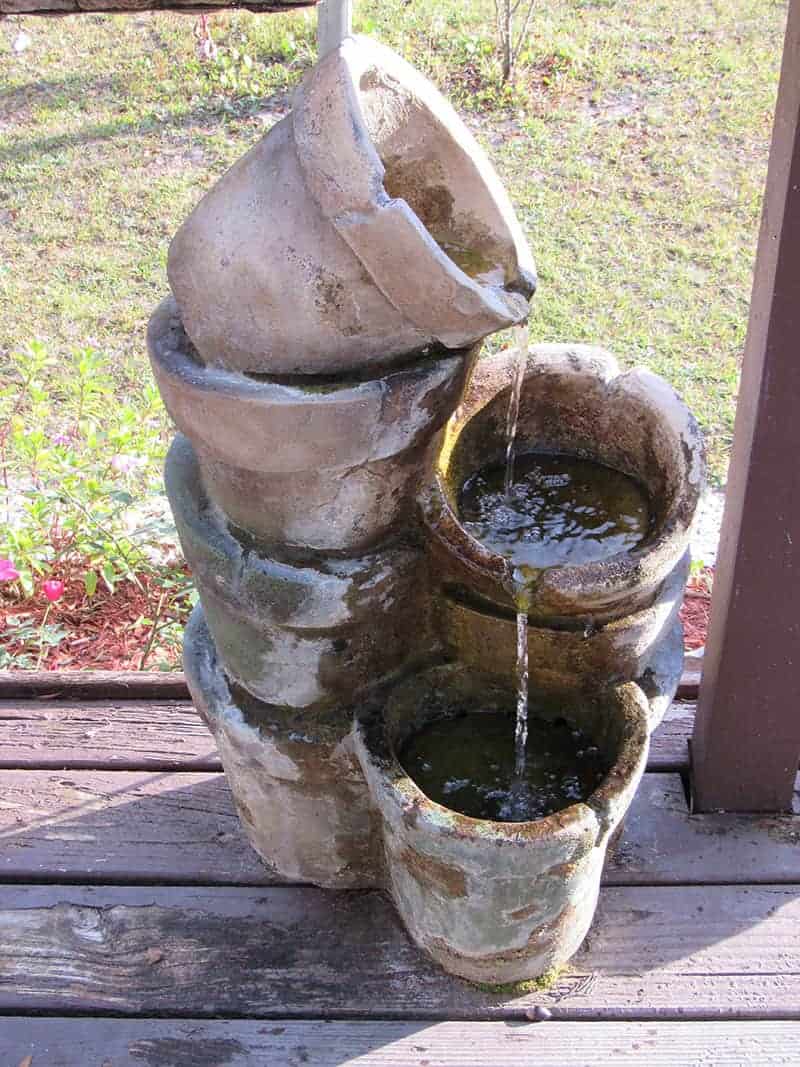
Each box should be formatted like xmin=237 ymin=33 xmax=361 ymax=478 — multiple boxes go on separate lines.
xmin=501 ymin=325 xmax=531 ymax=773
xmin=415 ymin=329 xmax=652 ymax=815
xmin=503 ymin=324 xmax=529 ymax=497
xmin=513 ymin=594 xmax=530 ymax=777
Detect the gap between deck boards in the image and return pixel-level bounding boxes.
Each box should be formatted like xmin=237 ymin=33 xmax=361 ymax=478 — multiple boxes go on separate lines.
xmin=0 ymin=664 xmax=705 ymax=702
xmin=2 ymin=1019 xmax=798 ymax=1067
xmin=0 ymin=698 xmax=697 ymax=772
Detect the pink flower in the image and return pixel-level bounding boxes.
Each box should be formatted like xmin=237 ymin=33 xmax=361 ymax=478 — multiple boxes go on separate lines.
xmin=111 ymin=454 xmax=144 ymax=474
xmin=0 ymin=559 xmax=20 ymax=582
xmin=42 ymin=579 xmax=65 ymax=603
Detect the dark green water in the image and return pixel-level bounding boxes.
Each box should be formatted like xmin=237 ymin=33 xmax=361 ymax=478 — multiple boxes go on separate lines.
xmin=399 ymin=711 xmax=609 ymax=823
xmin=459 ymin=453 xmax=651 ymax=569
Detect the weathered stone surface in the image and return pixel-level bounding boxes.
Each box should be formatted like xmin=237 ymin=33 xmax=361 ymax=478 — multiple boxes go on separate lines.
xmin=440 ymin=556 xmax=687 ymax=727
xmin=196 ymin=441 xmax=431 ymax=554
xmin=168 ymin=37 xmax=534 ymax=375
xmin=166 ymin=436 xmax=430 ymax=709
xmin=420 ymin=344 xmax=705 ymax=620
xmin=184 ymin=606 xmax=382 ymax=888
xmin=354 ymin=665 xmax=650 ymax=983
xmin=149 ymin=298 xmax=478 ymax=551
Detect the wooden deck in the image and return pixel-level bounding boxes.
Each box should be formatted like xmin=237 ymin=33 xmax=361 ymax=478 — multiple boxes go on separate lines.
xmin=0 ymin=672 xmax=798 ymax=1065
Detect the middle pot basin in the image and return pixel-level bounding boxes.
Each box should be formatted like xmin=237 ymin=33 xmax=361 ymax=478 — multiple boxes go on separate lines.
xmin=419 ymin=343 xmax=705 ymax=621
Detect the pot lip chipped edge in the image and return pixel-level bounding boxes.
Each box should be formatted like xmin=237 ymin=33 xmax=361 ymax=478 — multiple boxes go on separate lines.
xmin=357 ymin=671 xmax=651 ymax=847
xmin=292 ymin=35 xmax=536 ymax=345
xmin=418 ymin=343 xmax=706 ymax=609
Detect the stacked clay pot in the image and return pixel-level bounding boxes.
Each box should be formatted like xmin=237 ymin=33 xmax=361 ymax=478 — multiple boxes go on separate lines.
xmin=150 ymin=36 xmax=533 ymax=888
xmin=151 ymin=33 xmax=704 ymax=983
xmin=418 ymin=344 xmax=705 ymax=728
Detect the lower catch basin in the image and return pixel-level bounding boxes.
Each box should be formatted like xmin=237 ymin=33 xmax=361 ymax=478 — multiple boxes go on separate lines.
xmin=354 ymin=664 xmax=650 ymax=984
xmin=400 ymin=710 xmax=609 ymax=823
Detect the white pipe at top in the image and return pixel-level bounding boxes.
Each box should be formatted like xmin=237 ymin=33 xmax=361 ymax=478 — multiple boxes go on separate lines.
xmin=317 ymin=0 xmax=354 ymax=57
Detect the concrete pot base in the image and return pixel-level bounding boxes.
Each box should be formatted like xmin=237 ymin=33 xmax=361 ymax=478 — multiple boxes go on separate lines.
xmin=353 ymin=664 xmax=651 ymax=983
xmin=183 ymin=604 xmax=382 ymax=889
xmin=185 ymin=603 xmax=655 ymax=980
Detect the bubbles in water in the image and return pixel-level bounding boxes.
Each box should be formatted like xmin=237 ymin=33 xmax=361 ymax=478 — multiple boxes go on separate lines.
xmin=460 ymin=453 xmax=651 ymax=570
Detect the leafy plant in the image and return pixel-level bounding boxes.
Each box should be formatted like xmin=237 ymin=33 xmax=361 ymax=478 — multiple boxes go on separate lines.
xmin=0 ymin=614 xmax=68 ymax=670
xmin=0 ymin=340 xmax=189 ymax=670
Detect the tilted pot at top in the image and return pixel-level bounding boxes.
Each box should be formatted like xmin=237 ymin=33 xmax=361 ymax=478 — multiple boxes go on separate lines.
xmin=167 ymin=35 xmax=535 ymax=376
xmin=419 ymin=344 xmax=705 ymax=622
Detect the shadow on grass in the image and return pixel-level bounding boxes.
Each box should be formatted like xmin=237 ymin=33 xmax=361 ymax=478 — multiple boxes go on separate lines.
xmin=0 ymin=72 xmax=127 ymax=116
xmin=0 ymin=82 xmax=291 ymax=165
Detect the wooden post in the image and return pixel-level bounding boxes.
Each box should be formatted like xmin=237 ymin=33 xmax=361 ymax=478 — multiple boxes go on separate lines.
xmin=0 ymin=0 xmax=314 ymax=12
xmin=691 ymin=0 xmax=800 ymax=813
xmin=316 ymin=0 xmax=352 ymax=57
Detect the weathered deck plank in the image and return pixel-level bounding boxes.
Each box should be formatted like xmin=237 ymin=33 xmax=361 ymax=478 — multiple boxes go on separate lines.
xmin=612 ymin=774 xmax=800 ymax=884
xmin=0 ymin=768 xmax=278 ymax=884
xmin=1 ymin=1018 xmax=797 ymax=1066
xmin=1 ymin=884 xmax=798 ymax=1020
xmin=0 ymin=671 xmax=190 ymax=700
xmin=2 ymin=768 xmax=797 ymax=885
xmin=0 ymin=698 xmax=697 ymax=771
xmin=647 ymin=700 xmax=694 ymax=770
xmin=0 ymin=700 xmax=218 ymax=770
xmin=0 ymin=666 xmax=706 ymax=703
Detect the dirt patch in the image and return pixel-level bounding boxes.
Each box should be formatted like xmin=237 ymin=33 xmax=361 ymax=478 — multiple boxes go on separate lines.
xmin=679 ymin=567 xmax=712 ymax=650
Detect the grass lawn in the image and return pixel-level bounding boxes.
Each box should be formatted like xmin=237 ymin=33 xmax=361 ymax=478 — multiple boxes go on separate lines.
xmin=0 ymin=0 xmax=788 ymax=667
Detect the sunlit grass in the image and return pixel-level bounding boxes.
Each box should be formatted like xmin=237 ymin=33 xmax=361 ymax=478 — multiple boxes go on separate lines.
xmin=0 ymin=0 xmax=788 ymax=482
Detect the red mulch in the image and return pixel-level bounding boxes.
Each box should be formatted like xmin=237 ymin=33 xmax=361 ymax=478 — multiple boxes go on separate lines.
xmin=0 ymin=571 xmax=190 ymax=671
xmin=2 ymin=566 xmax=714 ymax=671
xmin=679 ymin=567 xmax=713 ymax=651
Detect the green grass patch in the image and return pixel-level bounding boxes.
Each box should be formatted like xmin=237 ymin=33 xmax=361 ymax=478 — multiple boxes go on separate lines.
xmin=0 ymin=0 xmax=787 ymax=665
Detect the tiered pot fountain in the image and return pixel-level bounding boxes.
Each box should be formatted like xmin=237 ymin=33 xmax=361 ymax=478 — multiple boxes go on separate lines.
xmin=149 ymin=32 xmax=704 ymax=983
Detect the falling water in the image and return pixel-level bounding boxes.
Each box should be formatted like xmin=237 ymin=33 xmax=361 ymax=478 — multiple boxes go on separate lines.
xmin=514 ymin=604 xmax=529 ymax=776
xmin=500 ymin=325 xmax=531 ymax=775
xmin=503 ymin=323 xmax=530 ymax=497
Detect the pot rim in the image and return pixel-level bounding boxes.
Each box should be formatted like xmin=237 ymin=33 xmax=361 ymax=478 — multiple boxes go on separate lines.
xmin=358 ymin=667 xmax=650 ymax=846
xmin=292 ymin=35 xmax=536 ymax=347
xmin=149 ymin=296 xmax=476 ymax=473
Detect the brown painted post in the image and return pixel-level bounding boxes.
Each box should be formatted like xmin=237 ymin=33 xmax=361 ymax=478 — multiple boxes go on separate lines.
xmin=0 ymin=0 xmax=314 ymax=14
xmin=691 ymin=0 xmax=800 ymax=812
